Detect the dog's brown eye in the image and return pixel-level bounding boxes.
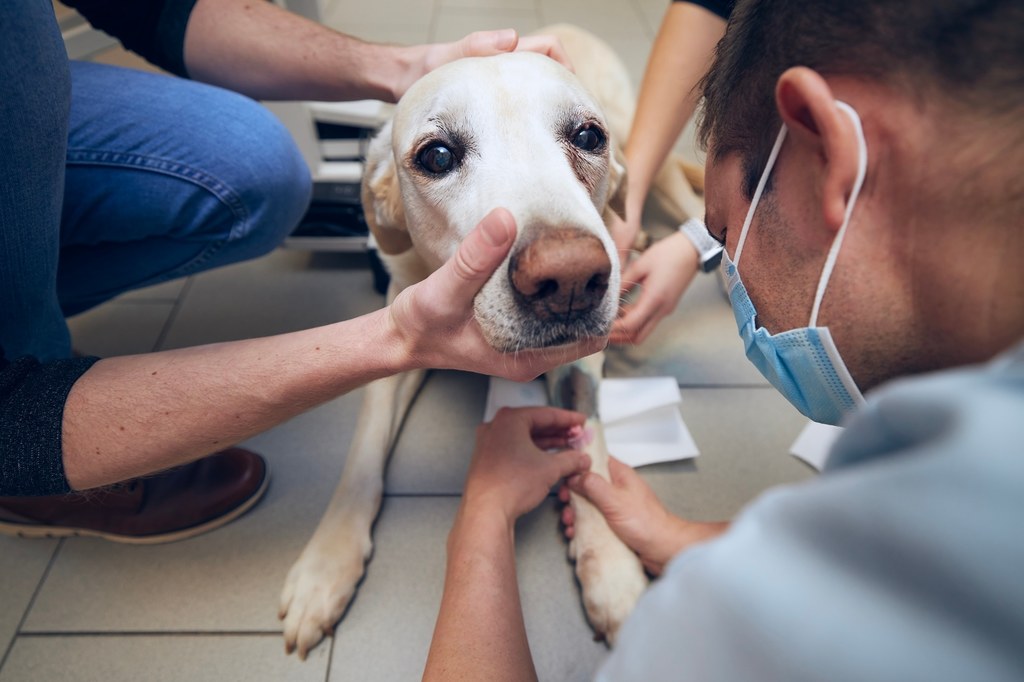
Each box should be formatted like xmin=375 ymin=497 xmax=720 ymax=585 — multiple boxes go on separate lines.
xmin=572 ymin=125 xmax=604 ymax=152
xmin=417 ymin=144 xmax=456 ymax=175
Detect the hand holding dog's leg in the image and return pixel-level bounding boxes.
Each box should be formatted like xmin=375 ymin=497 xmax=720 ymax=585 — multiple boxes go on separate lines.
xmin=565 ymin=423 xmax=649 ymax=643
xmin=565 ymin=457 xmax=729 ymax=576
xmin=547 ymin=355 xmax=648 ymax=644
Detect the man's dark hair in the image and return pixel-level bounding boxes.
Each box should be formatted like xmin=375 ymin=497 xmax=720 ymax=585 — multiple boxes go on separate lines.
xmin=697 ymin=0 xmax=1024 ymax=199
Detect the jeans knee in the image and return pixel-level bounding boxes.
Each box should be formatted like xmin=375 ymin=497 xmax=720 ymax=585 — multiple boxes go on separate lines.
xmin=227 ymin=102 xmax=312 ymax=260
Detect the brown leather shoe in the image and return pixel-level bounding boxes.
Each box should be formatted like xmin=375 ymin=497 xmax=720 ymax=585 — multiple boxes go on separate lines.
xmin=0 ymin=448 xmax=269 ymax=544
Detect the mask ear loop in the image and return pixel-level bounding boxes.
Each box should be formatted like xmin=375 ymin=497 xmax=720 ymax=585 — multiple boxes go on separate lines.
xmin=732 ymin=124 xmax=788 ymax=267
xmin=808 ymin=101 xmax=868 ymax=326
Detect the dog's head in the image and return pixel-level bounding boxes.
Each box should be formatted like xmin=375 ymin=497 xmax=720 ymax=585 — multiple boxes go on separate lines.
xmin=362 ymin=52 xmax=626 ymax=351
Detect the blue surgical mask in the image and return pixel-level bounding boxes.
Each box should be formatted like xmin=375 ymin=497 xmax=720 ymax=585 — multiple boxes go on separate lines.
xmin=720 ymin=100 xmax=868 ymax=425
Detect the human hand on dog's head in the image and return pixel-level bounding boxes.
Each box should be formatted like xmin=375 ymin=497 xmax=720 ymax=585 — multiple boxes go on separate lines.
xmin=389 ymin=29 xmax=572 ymax=101
xmin=387 ymin=208 xmax=608 ymax=380
xmin=462 ymin=406 xmax=591 ymax=525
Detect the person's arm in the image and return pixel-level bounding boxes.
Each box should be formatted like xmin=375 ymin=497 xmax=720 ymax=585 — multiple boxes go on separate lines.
xmin=0 ymin=354 xmax=98 ymax=496
xmin=182 ymin=0 xmax=569 ymax=102
xmin=64 ymin=0 xmax=199 ymax=77
xmin=424 ymin=408 xmax=590 ymax=681
xmin=55 ymin=210 xmax=604 ymax=492
xmin=563 ymin=456 xmax=727 ymax=575
xmin=426 ymin=506 xmax=533 ymax=682
xmin=613 ymin=2 xmax=727 ymax=252
xmin=609 ymin=2 xmax=727 ymax=346
xmin=609 ymin=231 xmax=701 ymax=345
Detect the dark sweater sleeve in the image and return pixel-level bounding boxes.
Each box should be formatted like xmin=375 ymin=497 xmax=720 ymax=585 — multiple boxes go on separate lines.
xmin=0 ymin=353 xmax=99 ymax=496
xmin=61 ymin=0 xmax=200 ymax=77
xmin=673 ymin=0 xmax=735 ymax=20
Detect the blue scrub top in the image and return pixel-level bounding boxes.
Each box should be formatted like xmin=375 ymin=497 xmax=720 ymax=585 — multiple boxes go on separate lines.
xmin=600 ymin=341 xmax=1024 ymax=681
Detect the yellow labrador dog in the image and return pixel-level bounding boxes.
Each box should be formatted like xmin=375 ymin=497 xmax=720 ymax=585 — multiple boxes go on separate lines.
xmin=279 ymin=25 xmax=703 ymax=659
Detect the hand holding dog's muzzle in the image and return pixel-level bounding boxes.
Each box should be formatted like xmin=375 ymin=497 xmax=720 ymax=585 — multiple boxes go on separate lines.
xmin=387 ymin=208 xmax=608 ymax=380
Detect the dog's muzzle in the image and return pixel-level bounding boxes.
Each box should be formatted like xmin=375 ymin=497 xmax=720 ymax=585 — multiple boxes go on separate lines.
xmin=493 ymin=227 xmax=614 ymax=349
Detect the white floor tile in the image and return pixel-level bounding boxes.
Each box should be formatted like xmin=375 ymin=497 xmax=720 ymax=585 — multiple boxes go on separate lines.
xmin=650 ymin=387 xmax=815 ymax=521
xmin=538 ymin=0 xmax=651 ymax=40
xmin=430 ymin=7 xmax=541 ymax=42
xmin=597 ymin=35 xmax=654 ymax=88
xmin=385 ymin=370 xmax=485 ymax=494
xmin=67 ymin=301 xmax=174 ymax=357
xmin=327 ymin=497 xmax=608 ymax=681
xmin=322 ymin=0 xmax=437 ymax=28
xmin=159 ymin=251 xmax=384 ymax=350
xmin=440 ymin=0 xmax=536 ymax=10
xmin=632 ymin=0 xmax=673 ymax=35
xmin=115 ymin=277 xmax=188 ymax=302
xmin=0 ymin=538 xmax=57 ymax=665
xmin=332 ymin=22 xmax=432 ymax=45
xmin=0 ymin=634 xmax=328 ymax=682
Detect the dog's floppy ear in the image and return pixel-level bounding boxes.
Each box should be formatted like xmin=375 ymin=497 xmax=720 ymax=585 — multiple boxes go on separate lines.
xmin=361 ymin=121 xmax=412 ymax=255
xmin=603 ymin=141 xmax=628 ymax=223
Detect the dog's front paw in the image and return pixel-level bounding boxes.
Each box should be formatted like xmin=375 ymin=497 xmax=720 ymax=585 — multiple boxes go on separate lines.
xmin=278 ymin=535 xmax=371 ymax=660
xmin=575 ymin=537 xmax=648 ymax=645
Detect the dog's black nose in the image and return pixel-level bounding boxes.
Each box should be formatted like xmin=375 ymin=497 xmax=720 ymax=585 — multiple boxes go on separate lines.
xmin=509 ymin=228 xmax=611 ymax=321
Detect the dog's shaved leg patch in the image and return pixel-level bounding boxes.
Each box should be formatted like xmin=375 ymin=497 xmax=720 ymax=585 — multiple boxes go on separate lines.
xmin=549 ymin=364 xmax=598 ymax=417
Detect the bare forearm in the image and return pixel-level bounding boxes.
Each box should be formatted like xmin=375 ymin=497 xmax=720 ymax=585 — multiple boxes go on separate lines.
xmin=183 ymin=0 xmax=414 ymax=101
xmin=624 ymin=3 xmax=726 ymax=216
xmin=424 ymin=507 xmax=537 ymax=682
xmin=62 ymin=308 xmax=406 ymax=490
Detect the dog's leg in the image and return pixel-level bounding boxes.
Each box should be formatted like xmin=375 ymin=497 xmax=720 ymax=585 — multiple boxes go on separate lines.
xmin=280 ymin=366 xmax=427 ymax=659
xmin=547 ymin=353 xmax=648 ymax=644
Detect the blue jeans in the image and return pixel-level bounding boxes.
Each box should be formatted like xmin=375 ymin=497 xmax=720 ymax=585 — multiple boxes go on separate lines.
xmin=1 ymin=2 xmax=312 ymax=362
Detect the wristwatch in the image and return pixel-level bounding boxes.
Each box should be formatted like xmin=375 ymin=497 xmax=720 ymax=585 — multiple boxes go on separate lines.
xmin=678 ymin=217 xmax=724 ymax=273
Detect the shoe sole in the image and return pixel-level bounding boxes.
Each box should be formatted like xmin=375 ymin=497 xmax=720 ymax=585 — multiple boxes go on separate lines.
xmin=0 ymin=462 xmax=270 ymax=545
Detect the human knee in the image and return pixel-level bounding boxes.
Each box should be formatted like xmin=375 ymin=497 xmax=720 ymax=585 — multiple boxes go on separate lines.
xmin=227 ymin=102 xmax=313 ymax=259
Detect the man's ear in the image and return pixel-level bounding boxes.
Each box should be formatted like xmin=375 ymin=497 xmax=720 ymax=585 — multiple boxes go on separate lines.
xmin=775 ymin=67 xmax=863 ymax=231
xmin=361 ymin=121 xmax=412 ymax=255
xmin=603 ymin=141 xmax=628 ymax=222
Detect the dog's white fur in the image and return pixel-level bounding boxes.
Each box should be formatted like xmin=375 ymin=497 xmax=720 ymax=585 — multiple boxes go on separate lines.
xmin=279 ymin=25 xmax=702 ymax=659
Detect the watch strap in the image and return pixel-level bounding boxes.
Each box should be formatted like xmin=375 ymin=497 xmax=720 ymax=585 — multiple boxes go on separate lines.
xmin=679 ymin=217 xmax=724 ymax=273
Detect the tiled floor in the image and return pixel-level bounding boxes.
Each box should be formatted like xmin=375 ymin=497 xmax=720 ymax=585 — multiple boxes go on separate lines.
xmin=2 ymin=2 xmax=816 ymax=680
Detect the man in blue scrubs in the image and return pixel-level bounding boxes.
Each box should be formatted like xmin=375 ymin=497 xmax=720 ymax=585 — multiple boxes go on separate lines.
xmin=424 ymin=1 xmax=1024 ymax=679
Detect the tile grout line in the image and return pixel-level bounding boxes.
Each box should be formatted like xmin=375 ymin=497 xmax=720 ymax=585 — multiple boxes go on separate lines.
xmin=627 ymin=0 xmax=656 ymax=38
xmin=0 ymin=538 xmax=66 ymax=673
xmin=426 ymin=0 xmax=440 ymax=43
xmin=152 ymin=276 xmax=194 ymax=352
xmin=324 ymin=628 xmax=336 ymax=682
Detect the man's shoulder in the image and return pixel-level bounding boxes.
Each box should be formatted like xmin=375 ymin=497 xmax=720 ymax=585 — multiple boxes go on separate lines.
xmin=599 ymin=340 xmax=1024 ymax=682
xmin=827 ymin=338 xmax=1024 ymax=472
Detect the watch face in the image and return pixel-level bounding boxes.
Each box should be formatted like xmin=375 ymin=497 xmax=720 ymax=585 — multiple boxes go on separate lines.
xmin=680 ymin=219 xmax=723 ymax=273
xmin=702 ymin=248 xmax=724 ymax=273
